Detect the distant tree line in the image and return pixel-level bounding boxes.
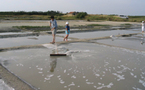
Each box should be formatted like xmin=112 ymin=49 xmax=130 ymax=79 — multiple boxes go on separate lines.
xmin=0 ymin=11 xmax=64 ymax=16
xmin=76 ymin=12 xmax=88 ymax=19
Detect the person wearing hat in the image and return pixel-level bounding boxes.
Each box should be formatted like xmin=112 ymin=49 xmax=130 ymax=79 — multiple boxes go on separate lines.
xmin=63 ymin=22 xmax=70 ymax=41
xmin=50 ymin=16 xmax=57 ymax=44
xmin=141 ymin=21 xmax=144 ymax=33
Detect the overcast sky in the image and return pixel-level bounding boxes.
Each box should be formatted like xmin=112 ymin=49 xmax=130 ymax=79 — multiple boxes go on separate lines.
xmin=0 ymin=0 xmax=145 ymax=15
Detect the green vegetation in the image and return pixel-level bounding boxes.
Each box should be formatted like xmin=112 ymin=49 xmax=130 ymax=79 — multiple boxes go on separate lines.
xmin=13 ymin=26 xmax=50 ymax=32
xmin=121 ymin=23 xmax=132 ymax=26
xmin=87 ymin=24 xmax=110 ymax=26
xmin=76 ymin=12 xmax=87 ymax=19
xmin=58 ymin=16 xmax=76 ymax=20
xmin=0 ymin=11 xmax=63 ymax=16
xmin=86 ymin=15 xmax=128 ymax=21
xmin=0 ymin=15 xmax=49 ymax=20
xmin=13 ymin=24 xmax=110 ymax=32
xmin=0 ymin=11 xmax=64 ymax=20
xmin=0 ymin=11 xmax=145 ymax=22
xmin=86 ymin=15 xmax=145 ymax=22
xmin=13 ymin=26 xmax=49 ymax=29
xmin=128 ymin=16 xmax=145 ymax=22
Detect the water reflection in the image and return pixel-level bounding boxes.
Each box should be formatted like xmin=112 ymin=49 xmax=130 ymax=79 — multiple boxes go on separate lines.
xmin=50 ymin=50 xmax=57 ymax=72
xmin=141 ymin=34 xmax=145 ymax=45
xmin=2 ymin=60 xmax=9 ymax=66
xmin=27 ymin=33 xmax=39 ymax=40
xmin=50 ymin=57 xmax=57 ymax=72
xmin=49 ymin=46 xmax=70 ymax=72
xmin=110 ymin=35 xmax=120 ymax=41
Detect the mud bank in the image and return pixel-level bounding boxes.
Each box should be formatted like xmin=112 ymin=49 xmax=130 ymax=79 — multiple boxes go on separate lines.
xmin=0 ymin=63 xmax=37 ymax=90
xmin=0 ymin=44 xmax=44 ymax=52
xmin=0 ymin=33 xmax=40 ymax=38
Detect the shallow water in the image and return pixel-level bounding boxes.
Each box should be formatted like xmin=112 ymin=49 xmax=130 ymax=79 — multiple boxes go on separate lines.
xmin=0 ymin=32 xmax=30 ymax=35
xmin=0 ymin=43 xmax=145 ymax=90
xmin=96 ymin=34 xmax=145 ymax=51
xmin=58 ymin=30 xmax=139 ymax=39
xmin=0 ymin=35 xmax=63 ymax=48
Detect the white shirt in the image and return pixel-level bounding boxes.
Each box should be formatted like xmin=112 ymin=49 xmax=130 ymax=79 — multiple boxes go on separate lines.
xmin=141 ymin=22 xmax=144 ymax=27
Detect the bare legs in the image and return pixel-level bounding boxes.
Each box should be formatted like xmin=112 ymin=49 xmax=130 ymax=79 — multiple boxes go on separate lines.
xmin=63 ymin=34 xmax=69 ymax=41
xmin=51 ymin=34 xmax=55 ymax=44
xmin=51 ymin=28 xmax=56 ymax=44
xmin=142 ymin=28 xmax=144 ymax=33
xmin=53 ymin=34 xmax=55 ymax=43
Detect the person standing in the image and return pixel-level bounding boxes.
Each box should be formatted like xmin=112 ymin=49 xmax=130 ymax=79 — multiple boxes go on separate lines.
xmin=141 ymin=21 xmax=144 ymax=33
xmin=63 ymin=22 xmax=70 ymax=41
xmin=50 ymin=16 xmax=57 ymax=44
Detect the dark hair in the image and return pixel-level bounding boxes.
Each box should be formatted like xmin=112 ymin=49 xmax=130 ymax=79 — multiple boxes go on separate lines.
xmin=51 ymin=16 xmax=54 ymax=19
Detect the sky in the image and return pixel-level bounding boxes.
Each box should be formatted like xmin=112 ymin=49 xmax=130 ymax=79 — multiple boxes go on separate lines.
xmin=0 ymin=0 xmax=145 ymax=15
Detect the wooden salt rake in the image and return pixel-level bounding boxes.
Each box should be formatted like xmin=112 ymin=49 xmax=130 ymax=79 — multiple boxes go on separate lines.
xmin=50 ymin=44 xmax=67 ymax=56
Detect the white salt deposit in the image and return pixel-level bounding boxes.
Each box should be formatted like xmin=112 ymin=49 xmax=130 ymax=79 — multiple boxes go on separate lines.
xmin=60 ymin=80 xmax=65 ymax=84
xmin=68 ymin=82 xmax=75 ymax=86
xmin=0 ymin=79 xmax=15 ymax=90
xmin=112 ymin=73 xmax=125 ymax=81
xmin=139 ymin=79 xmax=145 ymax=87
xmin=71 ymin=75 xmax=76 ymax=79
xmin=86 ymin=82 xmax=94 ymax=85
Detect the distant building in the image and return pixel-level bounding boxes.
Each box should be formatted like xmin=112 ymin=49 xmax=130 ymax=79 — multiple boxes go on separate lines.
xmin=118 ymin=15 xmax=128 ymax=19
xmin=67 ymin=12 xmax=78 ymax=16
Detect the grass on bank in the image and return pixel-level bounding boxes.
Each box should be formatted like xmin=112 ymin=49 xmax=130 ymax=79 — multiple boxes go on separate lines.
xmin=13 ymin=24 xmax=110 ymax=32
xmin=13 ymin=26 xmax=50 ymax=29
xmin=13 ymin=24 xmax=110 ymax=29
xmin=87 ymin=24 xmax=110 ymax=26
xmin=121 ymin=23 xmax=132 ymax=26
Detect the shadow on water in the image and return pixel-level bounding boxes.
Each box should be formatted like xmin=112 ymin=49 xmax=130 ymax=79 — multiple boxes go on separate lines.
xmin=49 ymin=46 xmax=70 ymax=73
xmin=141 ymin=34 xmax=145 ymax=45
xmin=50 ymin=57 xmax=57 ymax=72
xmin=2 ymin=60 xmax=9 ymax=66
xmin=50 ymin=50 xmax=58 ymax=72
